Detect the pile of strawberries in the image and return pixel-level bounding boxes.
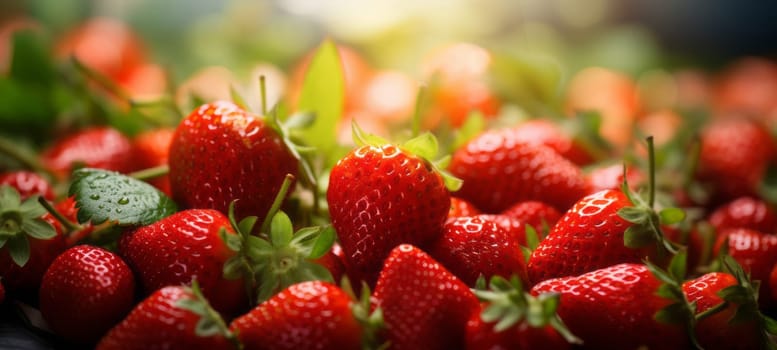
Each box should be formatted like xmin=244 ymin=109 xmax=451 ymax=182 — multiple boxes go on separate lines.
xmin=3 ymin=16 xmax=777 ymax=350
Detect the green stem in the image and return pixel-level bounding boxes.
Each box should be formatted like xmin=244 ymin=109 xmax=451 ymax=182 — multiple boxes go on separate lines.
xmin=646 ymin=136 xmax=656 ymax=209
xmin=129 ymin=165 xmax=169 ymax=181
xmin=37 ymin=196 xmax=81 ymax=233
xmin=412 ymin=85 xmax=426 ymax=138
xmin=260 ymin=174 xmax=295 ymax=235
xmin=259 ymin=75 xmax=268 ymax=116
xmin=71 ymin=56 xmax=131 ymax=102
xmin=0 ymin=138 xmax=51 ymax=178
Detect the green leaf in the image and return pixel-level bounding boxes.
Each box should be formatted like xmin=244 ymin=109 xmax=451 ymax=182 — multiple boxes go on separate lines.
xmin=222 ymin=256 xmax=244 ymax=280
xmin=176 ymin=299 xmax=207 ymax=316
xmin=437 ymin=168 xmax=463 ymax=192
xmin=246 ymin=235 xmax=273 ymax=260
xmin=284 ymin=111 xmax=316 ymax=130
xmin=68 ymin=168 xmax=177 ymax=226
xmin=655 ymin=302 xmax=688 ymax=324
xmin=525 ymin=225 xmax=540 ymax=251
xmin=238 ymin=216 xmax=258 ymax=236
xmin=7 ymin=234 xmax=30 ymax=267
xmin=308 ymin=226 xmax=335 ymax=259
xmin=623 ymin=225 xmax=654 ymax=248
xmin=220 ymin=228 xmax=242 ymax=252
xmin=21 ymin=218 xmax=56 ymax=240
xmin=668 ymin=250 xmax=687 ymax=280
xmin=195 ymin=318 xmax=221 ymax=337
xmin=351 ymin=120 xmax=389 ymax=147
xmin=402 ymin=132 xmax=438 ymax=161
xmin=618 ymin=207 xmax=649 ymax=224
xmin=0 ymin=186 xmax=21 ymax=210
xmin=452 ymin=111 xmax=486 ymax=151
xmin=763 ymin=315 xmax=777 ymax=335
xmin=494 ymin=309 xmax=521 ymax=332
xmin=297 ymin=39 xmax=345 ymax=164
xmin=9 ymin=30 xmax=54 ymax=84
xmin=229 ymin=85 xmax=249 ymax=111
xmin=659 ymin=208 xmax=686 ymax=225
xmin=19 ymin=196 xmax=46 ymax=218
xmin=270 ymin=211 xmax=294 ymax=246
xmin=480 ymin=304 xmax=505 ymax=323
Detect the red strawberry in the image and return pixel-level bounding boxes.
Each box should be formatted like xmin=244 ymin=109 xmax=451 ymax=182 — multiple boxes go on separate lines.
xmin=328 ymin=131 xmax=452 ymax=284
xmin=97 ymin=285 xmax=233 ymax=350
xmin=429 ymin=215 xmax=526 ymax=285
xmin=118 ymin=208 xmax=246 ymax=316
xmin=527 ymin=189 xmax=673 ymax=284
xmin=508 ymin=119 xmax=595 ymax=166
xmin=501 ymin=200 xmax=562 ymax=233
xmin=0 ymin=186 xmax=64 ymax=294
xmin=586 ymin=162 xmax=644 ymax=194
xmin=466 ymin=307 xmax=572 ymax=350
xmin=696 ymin=118 xmax=776 ymax=202
xmin=0 ymin=171 xmax=54 ymax=201
xmin=313 ymin=243 xmax=347 ymax=284
xmin=708 ymin=196 xmax=777 ymax=234
xmin=54 ymin=196 xmax=95 ymax=246
xmin=449 ymin=197 xmax=481 ymax=218
xmin=40 ymin=126 xmax=137 ymax=179
xmin=169 ymin=101 xmax=297 ymax=223
xmin=372 ymin=244 xmax=479 ymax=350
xmin=132 ymin=127 xmax=174 ymax=196
xmin=478 ymin=214 xmax=528 ymax=246
xmin=449 ymin=128 xmax=589 ymax=213
xmin=230 ymin=281 xmax=363 ymax=349
xmin=39 ymin=245 xmax=135 ymax=344
xmin=714 ymin=228 xmax=777 ymax=307
xmin=531 ymin=263 xmax=689 ymax=350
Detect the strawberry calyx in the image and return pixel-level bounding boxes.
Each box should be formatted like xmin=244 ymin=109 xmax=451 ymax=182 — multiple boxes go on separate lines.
xmin=175 ymin=279 xmax=242 ymax=349
xmin=0 ymin=185 xmax=57 ymax=267
xmin=618 ymin=136 xmax=684 ymax=256
xmin=644 ymin=250 xmax=702 ymax=350
xmin=472 ymin=275 xmax=582 ymax=345
xmin=352 ymin=121 xmax=463 ymax=191
xmin=341 ymin=277 xmax=387 ymax=350
xmin=711 ymin=255 xmax=777 ymax=349
xmin=220 ymin=175 xmax=336 ymax=305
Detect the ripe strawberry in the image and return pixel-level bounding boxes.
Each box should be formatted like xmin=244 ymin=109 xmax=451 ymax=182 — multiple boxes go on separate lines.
xmin=507 ymin=119 xmax=595 ymax=166
xmin=586 ymin=162 xmax=643 ymax=194
xmin=54 ymin=196 xmax=95 ymax=246
xmin=40 ymin=126 xmax=137 ymax=179
xmin=0 ymin=186 xmax=64 ymax=294
xmin=449 ymin=128 xmax=589 ymax=213
xmin=429 ymin=215 xmax=526 ymax=286
xmin=328 ymin=130 xmax=453 ymax=284
xmin=230 ymin=281 xmax=363 ymax=349
xmin=313 ymin=243 xmax=346 ymax=284
xmin=39 ymin=245 xmax=135 ymax=344
xmin=132 ymin=127 xmax=174 ymax=196
xmin=97 ymin=285 xmax=233 ymax=350
xmin=501 ymin=200 xmax=562 ymax=233
xmin=708 ymin=196 xmax=777 ymax=234
xmin=531 ymin=263 xmax=689 ymax=350
xmin=118 ymin=208 xmax=246 ymax=316
xmin=0 ymin=171 xmax=54 ymax=201
xmin=169 ymin=101 xmax=297 ymax=223
xmin=449 ymin=197 xmax=481 ymax=218
xmin=478 ymin=214 xmax=528 ymax=246
xmin=466 ymin=308 xmax=572 ymax=350
xmin=695 ymin=118 xmax=776 ymax=202
xmin=372 ymin=244 xmax=479 ymax=350
xmin=714 ymin=228 xmax=777 ymax=307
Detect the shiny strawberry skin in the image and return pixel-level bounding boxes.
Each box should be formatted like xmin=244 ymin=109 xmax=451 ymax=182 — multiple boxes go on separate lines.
xmin=465 ymin=304 xmax=571 ymax=350
xmin=169 ymin=101 xmax=297 ymax=222
xmin=0 ymin=214 xmax=66 ymax=294
xmin=696 ymin=118 xmax=776 ymax=202
xmin=132 ymin=128 xmax=174 ymax=196
xmin=508 ymin=119 xmax=594 ymax=166
xmin=527 ymin=189 xmax=652 ymax=284
xmin=230 ymin=281 xmax=362 ymax=350
xmin=39 ymin=245 xmax=135 ymax=344
xmin=501 ymin=200 xmax=562 ymax=233
xmin=0 ymin=171 xmax=55 ymax=201
xmin=449 ymin=129 xmax=589 ymax=213
xmin=118 ymin=209 xmax=246 ymax=316
xmin=531 ymin=263 xmax=688 ymax=350
xmin=683 ymin=272 xmax=760 ymax=350
xmin=449 ymin=197 xmax=481 ymax=218
xmin=429 ymin=215 xmax=526 ymax=286
xmin=372 ymin=244 xmax=479 ymax=350
xmin=715 ymin=228 xmax=777 ymax=306
xmin=708 ymin=196 xmax=777 ymax=234
xmin=96 ymin=286 xmax=232 ymax=350
xmin=40 ymin=126 xmax=137 ymax=179
xmin=327 ymin=144 xmax=450 ymax=283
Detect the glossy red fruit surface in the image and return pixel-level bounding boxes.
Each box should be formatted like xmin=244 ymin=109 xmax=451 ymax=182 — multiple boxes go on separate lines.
xmin=0 ymin=171 xmax=55 ymax=201
xmin=40 ymin=127 xmax=137 ymax=179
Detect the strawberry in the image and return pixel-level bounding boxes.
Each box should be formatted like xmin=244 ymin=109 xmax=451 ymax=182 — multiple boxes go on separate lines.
xmin=97 ymin=284 xmax=234 ymax=350
xmin=714 ymin=228 xmax=777 ymax=307
xmin=507 ymin=119 xmax=595 ymax=166
xmin=501 ymin=200 xmax=562 ymax=233
xmin=313 ymin=242 xmax=346 ymax=284
xmin=695 ymin=117 xmax=776 ymax=202
xmin=328 ymin=129 xmax=455 ymax=284
xmin=478 ymin=214 xmax=528 ymax=246
xmin=118 ymin=208 xmax=246 ymax=316
xmin=169 ymin=101 xmax=298 ymax=224
xmin=708 ymin=196 xmax=777 ymax=234
xmin=586 ymin=162 xmax=643 ymax=194
xmin=449 ymin=197 xmax=481 ymax=218
xmin=0 ymin=171 xmax=54 ymax=201
xmin=54 ymin=196 xmax=95 ymax=246
xmin=131 ymin=127 xmax=174 ymax=196
xmin=530 ymin=263 xmax=689 ymax=350
xmin=449 ymin=128 xmax=589 ymax=213
xmin=229 ymin=281 xmax=364 ymax=350
xmin=39 ymin=245 xmax=135 ymax=344
xmin=372 ymin=244 xmax=479 ymax=350
xmin=0 ymin=185 xmax=64 ymax=294
xmin=429 ymin=215 xmax=526 ymax=286
xmin=40 ymin=126 xmax=137 ymax=180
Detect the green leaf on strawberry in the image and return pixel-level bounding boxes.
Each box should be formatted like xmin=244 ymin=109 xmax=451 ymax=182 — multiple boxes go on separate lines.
xmin=0 ymin=185 xmax=56 ymax=267
xmin=175 ymin=279 xmax=240 ymax=347
xmin=68 ymin=168 xmax=177 ymax=226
